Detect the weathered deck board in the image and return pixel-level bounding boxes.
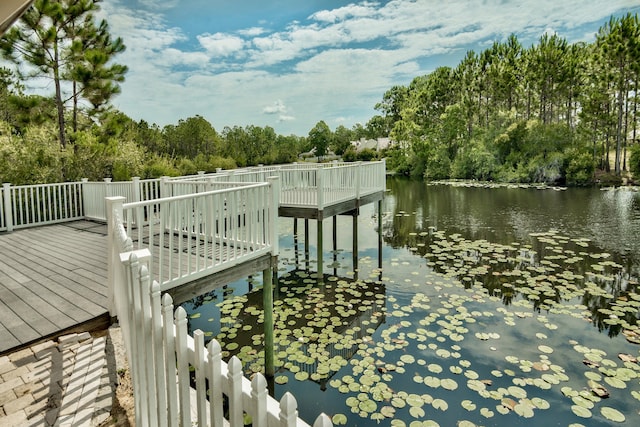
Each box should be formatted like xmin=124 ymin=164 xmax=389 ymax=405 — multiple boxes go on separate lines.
xmin=0 ymin=220 xmax=272 ymax=354
xmin=0 ymin=221 xmax=110 ymax=354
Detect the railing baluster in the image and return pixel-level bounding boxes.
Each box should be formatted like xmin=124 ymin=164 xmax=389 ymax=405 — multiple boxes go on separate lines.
xmin=175 ymin=307 xmax=191 ymax=427
xmin=162 ymin=294 xmax=179 ymax=425
xmin=208 ymin=339 xmax=224 ymax=427
xmin=228 ymin=356 xmax=243 ymax=427
xmin=194 ymin=330 xmax=207 ymax=427
xmin=151 ymin=281 xmax=168 ymax=427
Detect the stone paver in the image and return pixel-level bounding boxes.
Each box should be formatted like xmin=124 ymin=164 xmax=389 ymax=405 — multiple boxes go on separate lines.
xmin=0 ymin=329 xmax=119 ymax=427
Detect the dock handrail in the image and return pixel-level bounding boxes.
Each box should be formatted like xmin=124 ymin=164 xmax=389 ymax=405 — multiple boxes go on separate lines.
xmin=1 ymin=161 xmax=385 ymax=231
xmin=107 ymin=195 xmax=332 ymax=427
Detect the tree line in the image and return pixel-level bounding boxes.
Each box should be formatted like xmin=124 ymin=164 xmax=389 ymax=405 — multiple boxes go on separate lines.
xmin=0 ymin=1 xmax=382 ymax=185
xmin=1 ymin=2 xmax=639 ymax=185
xmin=372 ymin=13 xmax=640 ymax=184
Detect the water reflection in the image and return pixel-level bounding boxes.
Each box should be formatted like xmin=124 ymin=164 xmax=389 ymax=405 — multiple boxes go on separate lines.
xmin=183 ymin=269 xmax=387 ymax=390
xmin=179 ymin=178 xmax=640 ymax=426
xmin=382 ymin=179 xmax=640 ymax=338
xmin=384 ymin=179 xmax=640 ymax=272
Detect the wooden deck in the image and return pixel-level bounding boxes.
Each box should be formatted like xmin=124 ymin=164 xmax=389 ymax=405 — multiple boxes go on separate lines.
xmin=0 ymin=221 xmax=110 ymax=354
xmin=0 ymin=220 xmax=275 ymax=354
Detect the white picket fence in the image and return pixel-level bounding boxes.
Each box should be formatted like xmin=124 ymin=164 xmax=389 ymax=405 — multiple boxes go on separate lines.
xmin=106 ymin=188 xmax=332 ymax=427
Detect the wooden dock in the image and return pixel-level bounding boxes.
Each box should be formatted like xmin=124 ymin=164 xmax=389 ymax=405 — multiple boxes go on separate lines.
xmin=0 ymin=161 xmax=387 ymax=355
xmin=0 ymin=219 xmax=276 ymax=355
xmin=0 ymin=221 xmax=110 ymax=354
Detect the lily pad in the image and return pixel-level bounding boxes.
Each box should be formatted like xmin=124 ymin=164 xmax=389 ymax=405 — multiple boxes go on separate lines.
xmin=600 ymin=406 xmax=625 ymax=423
xmin=571 ymin=405 xmax=592 ymax=418
xmin=332 ymin=414 xmax=348 ymax=425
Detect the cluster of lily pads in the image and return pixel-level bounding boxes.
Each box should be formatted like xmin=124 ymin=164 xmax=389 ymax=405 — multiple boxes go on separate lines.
xmin=188 ymin=227 xmax=639 ymax=426
xmin=429 ymin=180 xmax=568 ymax=191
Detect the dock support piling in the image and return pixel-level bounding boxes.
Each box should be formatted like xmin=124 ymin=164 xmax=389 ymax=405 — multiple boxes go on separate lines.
xmin=293 ymin=218 xmax=299 ymax=266
xmin=352 ymin=213 xmax=358 ymax=279
xmin=263 ymin=264 xmax=275 ymax=379
xmin=317 ymin=218 xmax=323 ymax=280
xmin=304 ymin=219 xmax=310 ymax=270
xmin=332 ymin=216 xmax=338 ymax=276
xmin=378 ymin=200 xmax=383 ymax=270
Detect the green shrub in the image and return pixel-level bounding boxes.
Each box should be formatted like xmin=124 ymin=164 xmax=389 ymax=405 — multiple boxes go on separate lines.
xmin=450 ymin=139 xmax=496 ymax=180
xmin=142 ymin=156 xmax=178 ymax=178
xmin=342 ymin=146 xmax=357 ymax=162
xmin=356 ymin=148 xmax=378 ymax=161
xmin=565 ymin=150 xmax=595 ymax=185
xmin=425 ymin=149 xmax=451 ymax=180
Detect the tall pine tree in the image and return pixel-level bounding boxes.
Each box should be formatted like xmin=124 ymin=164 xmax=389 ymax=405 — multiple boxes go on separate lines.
xmin=0 ymin=0 xmax=126 ymax=149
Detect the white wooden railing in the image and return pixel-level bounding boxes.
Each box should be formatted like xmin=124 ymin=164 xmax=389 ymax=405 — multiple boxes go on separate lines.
xmin=0 ymin=181 xmax=84 ymax=231
xmin=176 ymin=160 xmax=387 ymax=209
xmin=82 ymin=177 xmax=163 ymax=221
xmin=121 ymin=178 xmax=280 ymax=291
xmin=107 ymin=191 xmax=332 ymax=427
xmin=0 ymin=161 xmax=386 ymax=232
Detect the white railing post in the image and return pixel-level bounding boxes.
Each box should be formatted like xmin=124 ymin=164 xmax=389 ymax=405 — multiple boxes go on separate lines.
xmin=267 ymin=176 xmax=280 ymax=256
xmin=161 ymin=176 xmax=169 ymax=198
xmin=208 ymin=340 xmax=224 ymax=427
xmin=106 ymin=196 xmax=126 ymax=317
xmin=175 ymin=307 xmax=191 ymax=427
xmin=124 ymin=251 xmax=148 ymax=427
xmin=104 ymin=177 xmax=112 ymax=196
xmin=150 ymin=281 xmax=168 ymax=427
xmin=2 ymin=183 xmax=13 ymax=232
xmin=194 ymin=330 xmax=207 ymax=427
xmin=356 ymin=162 xmax=362 ymax=199
xmin=251 ymin=373 xmax=268 ymax=426
xmin=132 ymin=177 xmax=141 ymax=202
xmin=279 ymin=392 xmax=299 ymax=427
xmin=162 ymin=294 xmax=179 ymax=426
xmin=313 ymin=414 xmax=333 ymax=427
xmin=228 ymin=356 xmax=243 ymax=427
xmin=80 ymin=178 xmax=89 ymax=219
xmin=317 ymin=168 xmax=324 ymax=209
xmin=381 ymin=158 xmax=387 ymax=190
xmin=136 ymin=262 xmax=157 ymax=427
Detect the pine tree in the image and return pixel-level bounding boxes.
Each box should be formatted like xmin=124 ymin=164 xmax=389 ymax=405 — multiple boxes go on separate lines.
xmin=0 ymin=0 xmax=126 ymax=149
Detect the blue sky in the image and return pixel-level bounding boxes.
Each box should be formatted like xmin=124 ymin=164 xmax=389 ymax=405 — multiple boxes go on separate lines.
xmin=98 ymin=0 xmax=640 ymax=136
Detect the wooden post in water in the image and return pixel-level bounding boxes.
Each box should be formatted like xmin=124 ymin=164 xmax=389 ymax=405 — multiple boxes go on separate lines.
xmin=293 ymin=218 xmax=299 ymax=267
xmin=263 ymin=265 xmax=275 ymax=378
xmin=317 ymin=218 xmax=323 ymax=280
xmin=352 ymin=212 xmax=358 ymax=279
xmin=378 ymin=200 xmax=383 ymax=270
xmin=304 ymin=218 xmax=310 ymax=270
xmin=333 ymin=216 xmax=338 ymax=276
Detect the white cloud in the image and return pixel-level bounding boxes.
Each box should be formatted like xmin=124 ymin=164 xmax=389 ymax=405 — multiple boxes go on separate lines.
xmin=198 ymin=33 xmax=245 ymax=57
xmin=238 ymin=27 xmax=268 ymax=37
xmin=137 ymin=0 xmax=180 ymax=10
xmin=263 ymin=100 xmax=288 ymax=115
xmin=310 ymin=2 xmax=380 ymax=23
xmin=96 ymin=0 xmax=638 ymax=135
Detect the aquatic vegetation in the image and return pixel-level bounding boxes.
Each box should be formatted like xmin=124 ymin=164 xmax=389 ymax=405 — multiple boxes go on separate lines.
xmin=184 ymin=208 xmax=639 ymax=425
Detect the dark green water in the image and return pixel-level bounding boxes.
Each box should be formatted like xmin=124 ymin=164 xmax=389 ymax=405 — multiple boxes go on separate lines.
xmin=183 ymin=178 xmax=640 ymax=427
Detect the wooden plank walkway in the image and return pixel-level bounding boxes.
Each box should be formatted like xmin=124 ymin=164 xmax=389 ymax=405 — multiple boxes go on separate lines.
xmin=0 ymin=221 xmax=110 ymax=354
xmin=0 ymin=220 xmax=273 ymax=354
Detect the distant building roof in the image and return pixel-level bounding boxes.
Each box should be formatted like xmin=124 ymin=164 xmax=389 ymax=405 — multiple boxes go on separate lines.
xmin=351 ymin=137 xmax=395 ymax=152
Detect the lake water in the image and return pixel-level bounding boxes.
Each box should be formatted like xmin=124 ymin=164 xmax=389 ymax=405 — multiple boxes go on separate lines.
xmin=183 ymin=177 xmax=640 ymax=427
